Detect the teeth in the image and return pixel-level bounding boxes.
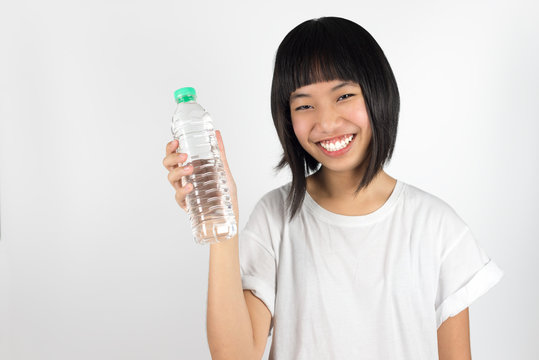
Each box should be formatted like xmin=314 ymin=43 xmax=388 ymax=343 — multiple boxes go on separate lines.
xmin=320 ymin=135 xmax=354 ymax=151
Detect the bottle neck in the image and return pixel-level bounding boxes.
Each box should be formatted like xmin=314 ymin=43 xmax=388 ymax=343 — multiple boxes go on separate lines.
xmin=177 ymin=94 xmax=197 ymax=104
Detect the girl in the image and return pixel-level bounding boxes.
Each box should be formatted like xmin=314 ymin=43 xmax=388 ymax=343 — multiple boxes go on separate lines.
xmin=163 ymin=16 xmax=504 ymax=360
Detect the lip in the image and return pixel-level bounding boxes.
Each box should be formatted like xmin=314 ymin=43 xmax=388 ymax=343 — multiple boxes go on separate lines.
xmin=317 ymin=133 xmax=354 ymax=143
xmin=316 ymin=134 xmax=356 ymax=157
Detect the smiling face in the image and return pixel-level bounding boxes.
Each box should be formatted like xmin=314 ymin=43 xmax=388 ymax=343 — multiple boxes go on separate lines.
xmin=289 ymin=80 xmax=372 ymax=175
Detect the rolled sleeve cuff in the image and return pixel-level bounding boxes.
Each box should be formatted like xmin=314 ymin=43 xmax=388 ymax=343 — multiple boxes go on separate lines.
xmin=436 ymin=259 xmax=504 ymax=329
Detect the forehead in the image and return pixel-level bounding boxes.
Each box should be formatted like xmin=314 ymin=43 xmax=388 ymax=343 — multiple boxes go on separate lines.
xmin=290 ymin=80 xmax=360 ymax=101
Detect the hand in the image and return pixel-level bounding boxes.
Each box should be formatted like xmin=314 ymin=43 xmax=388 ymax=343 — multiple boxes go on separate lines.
xmin=162 ymin=130 xmax=239 ymax=225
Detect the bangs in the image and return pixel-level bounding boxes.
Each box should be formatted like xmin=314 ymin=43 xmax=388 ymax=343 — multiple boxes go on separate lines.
xmin=276 ymin=20 xmax=360 ymax=98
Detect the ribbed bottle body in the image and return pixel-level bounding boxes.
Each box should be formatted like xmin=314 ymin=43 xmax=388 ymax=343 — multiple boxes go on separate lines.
xmin=171 ymin=101 xmax=237 ymax=245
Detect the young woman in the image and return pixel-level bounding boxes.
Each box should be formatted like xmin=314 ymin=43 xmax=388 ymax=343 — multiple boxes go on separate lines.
xmin=163 ymin=16 xmax=504 ymax=360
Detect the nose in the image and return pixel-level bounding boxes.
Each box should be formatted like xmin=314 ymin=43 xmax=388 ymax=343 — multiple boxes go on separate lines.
xmin=316 ymin=105 xmax=342 ymax=133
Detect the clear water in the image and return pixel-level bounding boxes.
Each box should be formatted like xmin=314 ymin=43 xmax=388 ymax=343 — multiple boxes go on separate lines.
xmin=171 ymin=101 xmax=237 ymax=245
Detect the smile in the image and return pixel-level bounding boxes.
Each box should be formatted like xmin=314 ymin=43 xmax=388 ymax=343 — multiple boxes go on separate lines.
xmin=316 ymin=134 xmax=356 ymax=157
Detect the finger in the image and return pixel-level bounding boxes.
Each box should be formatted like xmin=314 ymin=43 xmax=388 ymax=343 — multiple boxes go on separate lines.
xmin=175 ymin=183 xmax=194 ymax=210
xmin=163 ymin=152 xmax=187 ymax=172
xmin=171 ymin=175 xmax=186 ymax=192
xmin=168 ymin=163 xmax=193 ymax=188
xmin=166 ymin=139 xmax=179 ymax=155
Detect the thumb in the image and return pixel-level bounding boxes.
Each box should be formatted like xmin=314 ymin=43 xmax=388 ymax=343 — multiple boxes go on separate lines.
xmin=215 ymin=130 xmax=230 ymax=171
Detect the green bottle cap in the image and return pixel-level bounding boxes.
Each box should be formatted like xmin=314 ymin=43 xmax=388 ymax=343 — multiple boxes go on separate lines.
xmin=174 ymin=87 xmax=197 ymax=103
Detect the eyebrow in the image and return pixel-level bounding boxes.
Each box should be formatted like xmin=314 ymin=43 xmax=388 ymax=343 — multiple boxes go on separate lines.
xmin=290 ymin=81 xmax=353 ymax=102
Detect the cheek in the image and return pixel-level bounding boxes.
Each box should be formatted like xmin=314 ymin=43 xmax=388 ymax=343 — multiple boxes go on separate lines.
xmin=345 ymin=101 xmax=370 ymax=128
xmin=291 ymin=117 xmax=310 ymax=142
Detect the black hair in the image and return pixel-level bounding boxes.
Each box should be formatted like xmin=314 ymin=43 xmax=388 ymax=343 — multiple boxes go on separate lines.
xmin=270 ymin=16 xmax=400 ymax=223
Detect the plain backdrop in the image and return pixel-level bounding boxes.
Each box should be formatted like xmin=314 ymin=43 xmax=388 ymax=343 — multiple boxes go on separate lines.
xmin=1 ymin=0 xmax=538 ymax=359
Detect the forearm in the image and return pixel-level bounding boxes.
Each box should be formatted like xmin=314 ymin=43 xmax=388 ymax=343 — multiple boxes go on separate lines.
xmin=206 ymin=234 xmax=255 ymax=360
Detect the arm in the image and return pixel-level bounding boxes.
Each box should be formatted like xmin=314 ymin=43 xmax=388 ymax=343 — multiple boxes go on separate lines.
xmin=206 ymin=235 xmax=256 ymax=360
xmin=206 ymin=130 xmax=264 ymax=359
xmin=244 ymin=289 xmax=272 ymax=359
xmin=437 ymin=307 xmax=471 ymax=360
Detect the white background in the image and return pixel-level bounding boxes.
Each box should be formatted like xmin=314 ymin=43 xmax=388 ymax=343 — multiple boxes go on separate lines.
xmin=1 ymin=0 xmax=537 ymax=359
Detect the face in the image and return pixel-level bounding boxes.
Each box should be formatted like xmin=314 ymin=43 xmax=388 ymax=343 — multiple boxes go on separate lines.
xmin=289 ymin=80 xmax=372 ymax=174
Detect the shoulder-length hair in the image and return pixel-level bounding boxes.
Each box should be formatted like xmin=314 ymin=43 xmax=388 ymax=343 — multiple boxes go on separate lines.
xmin=270 ymin=16 xmax=400 ymax=223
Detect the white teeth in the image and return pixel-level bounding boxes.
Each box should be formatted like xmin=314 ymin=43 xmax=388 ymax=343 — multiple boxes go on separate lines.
xmin=320 ymin=135 xmax=354 ymax=151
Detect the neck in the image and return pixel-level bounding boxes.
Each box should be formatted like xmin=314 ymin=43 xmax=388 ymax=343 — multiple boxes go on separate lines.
xmin=306 ymin=166 xmax=397 ymax=216
xmin=311 ymin=158 xmax=380 ymax=199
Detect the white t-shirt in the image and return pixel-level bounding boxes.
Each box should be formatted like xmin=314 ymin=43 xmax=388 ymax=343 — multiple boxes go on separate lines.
xmin=239 ymin=179 xmax=504 ymax=359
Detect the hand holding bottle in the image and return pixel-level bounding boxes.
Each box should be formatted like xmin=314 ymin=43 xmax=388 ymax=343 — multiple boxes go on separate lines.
xmin=163 ymin=129 xmax=239 ymax=236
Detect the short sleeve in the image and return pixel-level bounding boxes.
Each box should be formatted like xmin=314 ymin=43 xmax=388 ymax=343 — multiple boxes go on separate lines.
xmin=239 ymin=199 xmax=277 ymax=337
xmin=435 ymin=227 xmax=504 ymax=329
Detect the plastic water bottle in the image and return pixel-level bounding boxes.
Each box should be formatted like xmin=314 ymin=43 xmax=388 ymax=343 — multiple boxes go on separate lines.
xmin=171 ymin=87 xmax=237 ymax=245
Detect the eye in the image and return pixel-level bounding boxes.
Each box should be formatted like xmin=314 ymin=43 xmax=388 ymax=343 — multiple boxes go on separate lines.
xmin=294 ymin=105 xmax=312 ymax=111
xmin=338 ymin=94 xmax=355 ymax=101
